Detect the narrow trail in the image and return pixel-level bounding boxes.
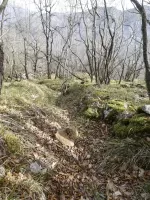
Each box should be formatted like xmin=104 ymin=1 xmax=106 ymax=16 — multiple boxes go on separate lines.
xmin=24 ymin=104 xmax=109 ymax=199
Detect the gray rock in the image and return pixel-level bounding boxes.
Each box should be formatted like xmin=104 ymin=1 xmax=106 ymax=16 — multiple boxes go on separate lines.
xmin=118 ymin=112 xmax=133 ymax=120
xmin=103 ymin=109 xmax=113 ymax=119
xmin=0 ymin=166 xmax=5 ymax=178
xmin=30 ymin=162 xmax=42 ymax=174
xmin=141 ymin=105 xmax=150 ymax=115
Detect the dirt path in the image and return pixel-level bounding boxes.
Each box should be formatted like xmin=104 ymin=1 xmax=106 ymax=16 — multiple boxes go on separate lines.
xmin=24 ymin=105 xmax=109 ymax=199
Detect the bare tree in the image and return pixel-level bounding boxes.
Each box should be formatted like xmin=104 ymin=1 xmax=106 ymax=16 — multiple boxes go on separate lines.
xmin=15 ymin=21 xmax=29 ymax=79
xmin=27 ymin=36 xmax=41 ymax=74
xmin=34 ymin=0 xmax=55 ymax=79
xmin=77 ymin=0 xmax=124 ymax=85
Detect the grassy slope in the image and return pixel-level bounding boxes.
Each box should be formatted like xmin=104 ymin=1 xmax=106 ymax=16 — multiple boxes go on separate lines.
xmin=0 ymin=80 xmax=69 ymax=199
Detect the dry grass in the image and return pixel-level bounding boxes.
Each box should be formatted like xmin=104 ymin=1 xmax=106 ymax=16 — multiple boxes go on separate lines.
xmin=101 ymin=138 xmax=150 ymax=171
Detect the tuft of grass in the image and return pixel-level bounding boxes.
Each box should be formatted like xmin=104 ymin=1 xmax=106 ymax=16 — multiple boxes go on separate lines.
xmin=4 ymin=132 xmax=23 ymax=154
xmin=3 ymin=171 xmax=44 ymax=199
xmin=101 ymin=138 xmax=150 ymax=171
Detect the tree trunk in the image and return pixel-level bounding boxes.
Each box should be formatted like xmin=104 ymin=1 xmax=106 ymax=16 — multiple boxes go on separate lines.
xmin=131 ymin=0 xmax=150 ymax=98
xmin=0 ymin=43 xmax=4 ymax=94
xmin=0 ymin=0 xmax=9 ymax=94
xmin=23 ymin=38 xmax=29 ymax=79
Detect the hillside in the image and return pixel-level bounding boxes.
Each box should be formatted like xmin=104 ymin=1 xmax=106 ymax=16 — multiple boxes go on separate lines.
xmin=0 ymin=79 xmax=150 ymax=199
xmin=5 ymin=5 xmax=150 ymax=38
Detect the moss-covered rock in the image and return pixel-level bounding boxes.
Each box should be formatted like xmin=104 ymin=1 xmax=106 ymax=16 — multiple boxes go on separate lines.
xmin=103 ymin=100 xmax=134 ymax=123
xmin=113 ymin=114 xmax=150 ymax=138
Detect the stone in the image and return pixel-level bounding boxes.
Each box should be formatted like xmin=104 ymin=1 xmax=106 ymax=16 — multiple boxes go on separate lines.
xmin=0 ymin=166 xmax=5 ymax=178
xmin=103 ymin=109 xmax=113 ymax=119
xmin=141 ymin=105 xmax=150 ymax=115
xmin=56 ymin=128 xmax=76 ymax=147
xmin=30 ymin=162 xmax=42 ymax=174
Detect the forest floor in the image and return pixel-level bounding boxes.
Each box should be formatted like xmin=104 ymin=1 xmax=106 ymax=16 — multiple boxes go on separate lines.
xmin=0 ymin=79 xmax=150 ymax=200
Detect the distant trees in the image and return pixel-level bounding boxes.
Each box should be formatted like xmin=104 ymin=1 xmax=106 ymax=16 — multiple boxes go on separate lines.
xmin=1 ymin=0 xmax=149 ymax=89
xmin=0 ymin=0 xmax=8 ymax=94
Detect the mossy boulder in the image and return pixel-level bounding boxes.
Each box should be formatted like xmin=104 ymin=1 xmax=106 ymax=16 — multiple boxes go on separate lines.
xmin=113 ymin=114 xmax=150 ymax=138
xmin=103 ymin=100 xmax=135 ymax=123
xmin=81 ymin=93 xmax=103 ymax=119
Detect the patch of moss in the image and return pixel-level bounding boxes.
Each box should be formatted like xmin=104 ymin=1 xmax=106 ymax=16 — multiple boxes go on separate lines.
xmin=108 ymin=99 xmax=135 ymax=112
xmin=113 ymin=114 xmax=150 ymax=138
xmin=4 ymin=132 xmax=23 ymax=154
xmin=108 ymin=100 xmax=125 ymax=112
xmin=84 ymin=107 xmax=100 ymax=119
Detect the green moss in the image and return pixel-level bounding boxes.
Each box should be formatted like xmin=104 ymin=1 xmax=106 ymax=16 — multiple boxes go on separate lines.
xmin=4 ymin=132 xmax=23 ymax=154
xmin=108 ymin=100 xmax=125 ymax=111
xmin=84 ymin=107 xmax=100 ymax=119
xmin=113 ymin=114 xmax=150 ymax=138
xmin=108 ymin=100 xmax=135 ymax=112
